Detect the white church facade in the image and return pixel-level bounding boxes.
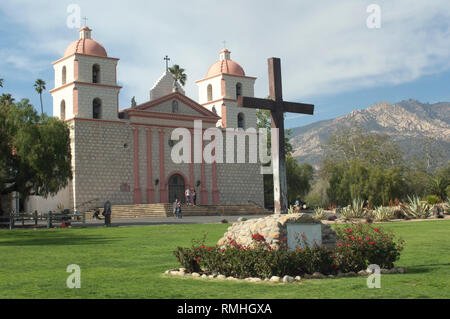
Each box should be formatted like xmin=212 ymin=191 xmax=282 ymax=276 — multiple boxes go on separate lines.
xmin=26 ymin=26 xmax=264 ymax=212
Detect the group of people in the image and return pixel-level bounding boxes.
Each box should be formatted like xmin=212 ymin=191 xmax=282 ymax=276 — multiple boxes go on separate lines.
xmin=184 ymin=188 xmax=197 ymax=206
xmin=172 ymin=188 xmax=198 ymax=219
xmin=92 ymin=200 xmax=112 ymax=227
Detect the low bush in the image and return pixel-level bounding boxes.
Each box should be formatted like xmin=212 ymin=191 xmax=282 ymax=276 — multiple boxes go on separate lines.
xmin=174 ymin=224 xmax=404 ymax=278
xmin=402 ymin=195 xmax=432 ymax=219
xmin=174 ymin=234 xmax=335 ymax=278
xmin=313 ymin=207 xmax=326 ymax=220
xmin=370 ymin=206 xmax=396 ymax=221
xmin=334 ymin=223 xmax=404 ymax=272
xmin=426 ymin=195 xmax=441 ymax=205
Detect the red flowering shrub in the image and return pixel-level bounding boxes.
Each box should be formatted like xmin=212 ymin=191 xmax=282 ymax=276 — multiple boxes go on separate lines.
xmin=174 ymin=225 xmax=404 ymax=278
xmin=334 ymin=223 xmax=404 ymax=272
xmin=174 ymin=234 xmax=335 ymax=278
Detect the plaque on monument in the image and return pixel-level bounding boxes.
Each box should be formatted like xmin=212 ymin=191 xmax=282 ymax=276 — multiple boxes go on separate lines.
xmin=286 ymin=223 xmax=322 ymax=250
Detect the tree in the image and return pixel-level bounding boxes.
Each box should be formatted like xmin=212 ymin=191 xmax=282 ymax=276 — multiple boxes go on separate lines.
xmin=322 ymin=125 xmax=403 ymax=171
xmin=0 ymin=78 xmax=3 ymax=87
xmin=256 ymin=109 xmax=310 ymax=207
xmin=168 ymin=64 xmax=187 ymax=86
xmin=33 ymin=79 xmax=46 ymax=115
xmin=0 ymin=96 xmax=72 ymax=214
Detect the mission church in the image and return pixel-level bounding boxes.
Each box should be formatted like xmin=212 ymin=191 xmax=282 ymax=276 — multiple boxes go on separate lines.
xmin=26 ymin=26 xmax=264 ymax=213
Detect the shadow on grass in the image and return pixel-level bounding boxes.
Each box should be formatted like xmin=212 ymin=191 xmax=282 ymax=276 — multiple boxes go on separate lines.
xmin=0 ymin=233 xmax=123 ymax=246
xmin=406 ymin=263 xmax=450 ymax=274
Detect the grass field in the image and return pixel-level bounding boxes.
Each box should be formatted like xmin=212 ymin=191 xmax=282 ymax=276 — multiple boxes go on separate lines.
xmin=0 ymin=220 xmax=449 ymax=298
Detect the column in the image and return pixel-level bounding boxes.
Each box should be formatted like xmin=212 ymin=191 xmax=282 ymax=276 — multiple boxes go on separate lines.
xmin=132 ymin=126 xmax=142 ymax=204
xmin=146 ymin=128 xmax=155 ymax=203
xmin=159 ymin=128 xmax=168 ymax=202
xmin=211 ymin=135 xmax=219 ymax=205
xmin=200 ymin=134 xmax=208 ymax=205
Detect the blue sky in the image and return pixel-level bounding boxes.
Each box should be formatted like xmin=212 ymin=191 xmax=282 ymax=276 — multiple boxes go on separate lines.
xmin=0 ymin=0 xmax=449 ymax=129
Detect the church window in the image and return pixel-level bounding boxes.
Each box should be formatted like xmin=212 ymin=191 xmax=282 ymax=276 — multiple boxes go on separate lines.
xmin=62 ymin=66 xmax=67 ymax=85
xmin=237 ymin=112 xmax=245 ymax=129
xmin=236 ymin=83 xmax=242 ymax=99
xmin=60 ymin=100 xmax=66 ymax=120
xmin=92 ymin=64 xmax=101 ymax=83
xmin=93 ymin=98 xmax=102 ymax=119
xmin=172 ymin=100 xmax=179 ymax=113
xmin=207 ymin=84 xmax=213 ymax=101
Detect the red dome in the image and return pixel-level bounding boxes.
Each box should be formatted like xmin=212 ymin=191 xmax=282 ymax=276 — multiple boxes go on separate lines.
xmin=206 ymin=49 xmax=245 ymax=77
xmin=64 ymin=38 xmax=107 ymax=57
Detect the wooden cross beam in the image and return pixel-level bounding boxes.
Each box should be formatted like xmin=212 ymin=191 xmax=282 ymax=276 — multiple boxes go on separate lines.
xmin=238 ymin=57 xmax=315 ymax=214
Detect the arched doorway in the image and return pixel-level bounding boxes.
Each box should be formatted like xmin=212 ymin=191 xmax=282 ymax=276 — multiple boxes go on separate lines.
xmin=168 ymin=173 xmax=186 ymax=204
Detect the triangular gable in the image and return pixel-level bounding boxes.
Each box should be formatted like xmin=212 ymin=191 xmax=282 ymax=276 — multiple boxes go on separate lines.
xmin=126 ymin=92 xmax=220 ymax=119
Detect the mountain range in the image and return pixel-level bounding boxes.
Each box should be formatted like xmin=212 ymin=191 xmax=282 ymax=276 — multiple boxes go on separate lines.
xmin=289 ymin=100 xmax=450 ymax=170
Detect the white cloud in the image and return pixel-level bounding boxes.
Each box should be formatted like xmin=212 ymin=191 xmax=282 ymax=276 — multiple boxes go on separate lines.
xmin=1 ymin=0 xmax=450 ymax=108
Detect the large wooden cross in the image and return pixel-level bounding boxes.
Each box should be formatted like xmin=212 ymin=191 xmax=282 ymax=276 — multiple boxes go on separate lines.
xmin=237 ymin=57 xmax=314 ymax=214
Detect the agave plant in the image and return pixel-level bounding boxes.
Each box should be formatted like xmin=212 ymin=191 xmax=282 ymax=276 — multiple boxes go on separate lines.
xmin=339 ymin=205 xmax=354 ymax=220
xmin=402 ymin=195 xmax=432 ymax=219
xmin=339 ymin=199 xmax=366 ymax=220
xmin=313 ymin=207 xmax=326 ymax=220
xmin=287 ymin=205 xmax=295 ymax=214
xmin=351 ymin=198 xmax=365 ymax=218
xmin=371 ymin=206 xmax=396 ymax=221
xmin=443 ymin=198 xmax=450 ymax=215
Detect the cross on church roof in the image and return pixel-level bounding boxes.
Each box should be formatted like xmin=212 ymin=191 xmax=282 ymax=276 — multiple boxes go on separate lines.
xmin=164 ymin=55 xmax=170 ymax=71
xmin=82 ymin=16 xmax=88 ymax=26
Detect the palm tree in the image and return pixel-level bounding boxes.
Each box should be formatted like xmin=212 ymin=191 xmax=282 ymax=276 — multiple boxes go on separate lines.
xmin=33 ymin=79 xmax=46 ymax=115
xmin=168 ymin=64 xmax=187 ymax=86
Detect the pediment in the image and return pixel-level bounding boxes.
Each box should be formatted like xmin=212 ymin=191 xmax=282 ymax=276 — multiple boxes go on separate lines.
xmin=125 ymin=92 xmax=220 ymax=119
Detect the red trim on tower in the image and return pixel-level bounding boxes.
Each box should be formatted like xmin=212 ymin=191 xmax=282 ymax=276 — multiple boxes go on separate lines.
xmin=73 ymin=87 xmax=78 ymax=116
xmin=221 ymin=78 xmax=226 ymax=97
xmin=221 ymin=103 xmax=227 ymax=127
xmin=74 ymin=59 xmax=79 ymax=81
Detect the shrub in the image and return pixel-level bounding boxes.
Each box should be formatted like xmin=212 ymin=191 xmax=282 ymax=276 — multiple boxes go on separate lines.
xmin=313 ymin=207 xmax=326 ymax=220
xmin=334 ymin=223 xmax=404 ymax=272
xmin=174 ymin=234 xmax=336 ymax=278
xmin=174 ymin=225 xmax=405 ymax=278
xmin=426 ymin=195 xmax=441 ymax=205
xmin=401 ymin=195 xmax=432 ymax=219
xmin=370 ymin=206 xmax=396 ymax=221
xmin=339 ymin=199 xmax=366 ymax=220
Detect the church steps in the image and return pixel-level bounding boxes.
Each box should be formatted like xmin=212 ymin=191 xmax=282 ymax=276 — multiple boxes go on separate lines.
xmin=100 ymin=203 xmax=271 ymax=219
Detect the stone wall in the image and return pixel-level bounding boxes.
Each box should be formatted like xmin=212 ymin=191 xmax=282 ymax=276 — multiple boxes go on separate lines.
xmin=217 ymin=213 xmax=337 ymax=250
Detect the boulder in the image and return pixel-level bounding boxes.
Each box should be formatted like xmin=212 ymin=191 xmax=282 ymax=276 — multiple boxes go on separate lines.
xmin=217 ymin=213 xmax=337 ymax=250
xmin=282 ymin=275 xmax=294 ymax=283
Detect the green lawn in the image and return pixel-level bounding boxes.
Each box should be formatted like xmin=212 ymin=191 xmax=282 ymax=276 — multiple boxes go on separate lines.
xmin=0 ymin=220 xmax=449 ymax=298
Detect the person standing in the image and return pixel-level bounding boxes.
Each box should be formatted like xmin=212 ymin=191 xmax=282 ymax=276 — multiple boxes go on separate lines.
xmin=192 ymin=189 xmax=197 ymax=206
xmin=185 ymin=188 xmax=191 ymax=206
xmin=176 ymin=199 xmax=182 ymax=219
xmin=173 ymin=198 xmax=178 ymax=218
xmin=103 ymin=200 xmax=112 ymax=227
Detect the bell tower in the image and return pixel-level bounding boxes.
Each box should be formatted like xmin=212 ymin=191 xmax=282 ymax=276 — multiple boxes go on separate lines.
xmin=196 ymin=48 xmax=257 ymax=129
xmin=50 ymin=26 xmax=121 ymax=121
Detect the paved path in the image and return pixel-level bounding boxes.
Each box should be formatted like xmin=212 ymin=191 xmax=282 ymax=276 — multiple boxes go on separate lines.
xmin=79 ymin=215 xmax=269 ymax=228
